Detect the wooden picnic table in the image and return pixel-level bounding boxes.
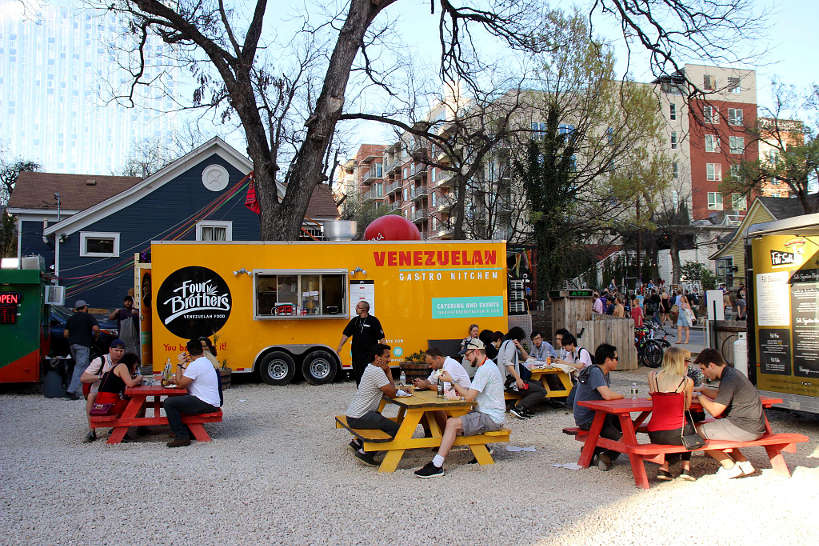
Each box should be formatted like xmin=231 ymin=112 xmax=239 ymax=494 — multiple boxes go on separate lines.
xmin=342 ymin=389 xmax=510 ymax=473
xmin=89 ymin=384 xmax=222 ymax=444
xmin=505 ymin=365 xmax=573 ymax=400
xmin=574 ymin=396 xmax=805 ymax=488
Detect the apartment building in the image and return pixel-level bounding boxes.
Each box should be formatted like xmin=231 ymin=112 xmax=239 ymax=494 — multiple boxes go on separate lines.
xmin=757 ymin=117 xmax=805 ymax=197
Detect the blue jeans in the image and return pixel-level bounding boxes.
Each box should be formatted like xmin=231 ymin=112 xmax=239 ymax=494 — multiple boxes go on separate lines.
xmin=67 ymin=344 xmax=91 ymax=395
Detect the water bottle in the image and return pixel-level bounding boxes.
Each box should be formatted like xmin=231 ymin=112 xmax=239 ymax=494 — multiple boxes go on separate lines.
xmin=399 ymin=370 xmax=406 ymax=386
xmin=437 ymin=376 xmax=444 ymax=398
xmin=631 ymin=382 xmax=638 ymax=400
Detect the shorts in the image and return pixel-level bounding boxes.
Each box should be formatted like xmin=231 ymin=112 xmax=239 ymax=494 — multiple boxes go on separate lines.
xmin=699 ymin=418 xmax=762 ymax=442
xmin=677 ymin=311 xmax=692 ymax=327
xmin=461 ymin=411 xmax=503 ymax=436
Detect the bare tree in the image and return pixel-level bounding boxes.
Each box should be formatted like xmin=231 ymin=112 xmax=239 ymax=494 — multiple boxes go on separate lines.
xmin=118 ymin=126 xmax=209 ymax=177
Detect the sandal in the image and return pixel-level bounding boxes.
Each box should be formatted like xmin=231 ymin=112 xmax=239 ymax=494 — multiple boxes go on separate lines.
xmin=678 ymin=469 xmax=696 ymax=481
xmin=657 ymin=469 xmax=673 ymax=481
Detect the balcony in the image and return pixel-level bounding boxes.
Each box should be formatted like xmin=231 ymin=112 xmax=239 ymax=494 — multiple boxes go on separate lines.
xmin=435 ymin=172 xmax=453 ymax=187
xmin=412 ymin=208 xmax=428 ymax=222
xmin=387 ymin=200 xmax=401 ymax=211
xmin=411 ymin=165 xmax=428 ymax=181
xmin=385 ymin=180 xmax=402 ymax=195
xmin=363 ymin=188 xmax=385 ymax=202
xmin=362 ymin=170 xmax=383 ymax=185
xmin=411 ymin=185 xmax=429 ymax=201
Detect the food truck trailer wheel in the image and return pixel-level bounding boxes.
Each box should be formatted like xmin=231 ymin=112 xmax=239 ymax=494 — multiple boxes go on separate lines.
xmin=258 ymin=351 xmax=297 ymax=385
xmin=302 ymin=350 xmax=338 ymax=385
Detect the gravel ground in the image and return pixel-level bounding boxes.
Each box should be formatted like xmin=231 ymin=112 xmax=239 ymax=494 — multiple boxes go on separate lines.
xmin=1 ymin=369 xmax=818 ymax=545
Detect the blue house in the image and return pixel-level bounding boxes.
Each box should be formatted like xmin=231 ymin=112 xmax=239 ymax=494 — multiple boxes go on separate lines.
xmin=9 ymin=138 xmax=338 ymax=308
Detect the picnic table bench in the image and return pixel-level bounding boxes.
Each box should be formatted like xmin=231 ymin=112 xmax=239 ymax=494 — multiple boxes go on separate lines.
xmin=335 ymin=389 xmax=510 ymax=472
xmin=571 ymin=396 xmax=808 ymax=488
xmin=89 ymin=385 xmax=223 ymax=444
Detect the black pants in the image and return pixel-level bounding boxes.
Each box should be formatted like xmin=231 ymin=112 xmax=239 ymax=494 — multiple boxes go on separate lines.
xmin=347 ymin=411 xmax=399 ymax=437
xmin=580 ymin=414 xmax=622 ymax=460
xmin=515 ymin=380 xmax=547 ymax=412
xmin=163 ymin=395 xmax=218 ymax=440
xmin=648 ymin=424 xmax=695 ymax=464
xmin=351 ymin=357 xmax=369 ymax=386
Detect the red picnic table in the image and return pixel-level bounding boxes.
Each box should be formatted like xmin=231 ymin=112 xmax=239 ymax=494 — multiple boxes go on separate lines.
xmin=89 ymin=384 xmax=223 ymax=444
xmin=575 ymin=396 xmax=808 ymax=488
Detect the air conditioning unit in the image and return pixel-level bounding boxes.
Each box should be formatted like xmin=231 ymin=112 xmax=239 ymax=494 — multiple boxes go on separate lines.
xmin=44 ymin=285 xmax=65 ymax=306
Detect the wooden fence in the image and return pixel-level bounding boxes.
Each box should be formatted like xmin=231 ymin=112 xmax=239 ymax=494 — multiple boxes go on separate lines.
xmin=575 ymin=315 xmax=637 ymax=370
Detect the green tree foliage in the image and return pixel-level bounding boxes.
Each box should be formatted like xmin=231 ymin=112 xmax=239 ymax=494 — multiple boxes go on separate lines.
xmin=1 ymin=157 xmax=40 ymax=258
xmin=680 ymin=261 xmax=717 ymax=290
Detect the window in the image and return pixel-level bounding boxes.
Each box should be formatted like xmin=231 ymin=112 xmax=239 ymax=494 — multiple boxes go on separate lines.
xmin=703 ymin=105 xmax=718 ymax=124
xmin=79 ymin=232 xmax=120 ymax=257
xmin=673 ymin=161 xmax=679 ymax=179
xmin=196 ymin=221 xmax=232 ymax=241
xmin=669 ymin=103 xmax=676 ymax=120
xmin=431 ymin=192 xmax=437 ymax=207
xmin=707 ymin=192 xmax=723 ymax=210
xmin=706 ymin=163 xmax=722 ymax=181
xmin=558 ymin=124 xmax=575 ymax=136
xmin=403 ymin=188 xmax=408 ymax=200
xmin=254 ymin=270 xmax=347 ymax=318
xmin=728 ymin=108 xmax=743 ymax=126
xmin=431 ymin=168 xmax=436 ymax=183
xmin=705 ymin=134 xmax=720 ymax=153
xmin=531 ymin=121 xmax=547 ymax=140
xmin=703 ymin=74 xmax=716 ymax=91
xmin=403 ymin=167 xmax=408 ymax=179
xmin=730 ymin=163 xmax=741 ymax=181
xmin=728 ymin=77 xmax=741 ymax=94
xmin=731 ymin=193 xmax=747 ymax=211
xmin=671 ymin=132 xmax=678 ymax=149
xmin=729 ymin=136 xmax=744 ymax=155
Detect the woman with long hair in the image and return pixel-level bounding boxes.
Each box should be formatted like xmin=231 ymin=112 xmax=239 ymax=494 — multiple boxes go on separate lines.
xmin=676 ymin=294 xmax=692 ymax=344
xmin=95 ymin=352 xmax=143 ymax=416
xmin=646 ymin=347 xmax=695 ymax=481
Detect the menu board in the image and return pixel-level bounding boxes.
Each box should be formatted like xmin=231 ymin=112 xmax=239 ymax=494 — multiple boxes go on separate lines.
xmin=758 ymin=328 xmax=792 ymax=375
xmin=349 ymin=280 xmax=375 ymax=318
xmin=791 ymin=269 xmax=819 ymax=378
xmin=756 ymin=271 xmax=791 ymax=326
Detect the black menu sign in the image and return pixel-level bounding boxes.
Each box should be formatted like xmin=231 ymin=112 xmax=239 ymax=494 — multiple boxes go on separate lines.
xmin=791 ymin=269 xmax=819 ymax=378
xmin=759 ymin=328 xmax=792 ymax=375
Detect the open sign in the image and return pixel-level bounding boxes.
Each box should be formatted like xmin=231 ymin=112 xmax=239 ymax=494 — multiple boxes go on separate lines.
xmin=0 ymin=292 xmax=21 ymax=305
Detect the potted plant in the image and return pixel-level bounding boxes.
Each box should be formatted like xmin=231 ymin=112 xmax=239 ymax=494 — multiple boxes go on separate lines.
xmin=399 ymin=351 xmax=429 ymax=383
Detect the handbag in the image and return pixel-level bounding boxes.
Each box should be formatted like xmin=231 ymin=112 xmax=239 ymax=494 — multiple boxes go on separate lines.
xmin=680 ymin=391 xmax=705 ymax=450
xmin=89 ymin=402 xmax=114 ymax=416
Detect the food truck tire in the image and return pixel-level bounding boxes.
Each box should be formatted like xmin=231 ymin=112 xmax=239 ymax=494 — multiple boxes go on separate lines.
xmin=302 ymin=350 xmax=338 ymax=385
xmin=258 ymin=351 xmax=297 ymax=385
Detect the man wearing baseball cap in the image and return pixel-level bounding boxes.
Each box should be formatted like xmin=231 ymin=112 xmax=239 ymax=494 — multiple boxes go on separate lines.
xmin=64 ymin=299 xmax=100 ymax=400
xmin=414 ymin=338 xmax=506 ymax=478
xmin=79 ymin=338 xmax=130 ymax=442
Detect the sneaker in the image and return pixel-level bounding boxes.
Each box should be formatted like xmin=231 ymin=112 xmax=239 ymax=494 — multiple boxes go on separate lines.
xmin=349 ymin=439 xmax=363 ymax=451
xmin=510 ymin=406 xmax=529 ymax=420
xmin=64 ymin=393 xmax=81 ymax=401
xmin=166 ymin=438 xmax=191 ymax=448
xmin=354 ymin=450 xmax=378 ymax=467
xmin=414 ymin=461 xmax=444 ymax=478
xmin=678 ymin=469 xmax=696 ymax=482
xmin=737 ymin=460 xmax=755 ymax=476
xmin=598 ymin=453 xmax=613 ymax=471
xmin=656 ymin=468 xmax=673 ymax=481
xmin=468 ymin=447 xmax=495 ymax=464
xmin=715 ymin=464 xmax=743 ymax=479
xmin=83 ymin=430 xmax=97 ymax=443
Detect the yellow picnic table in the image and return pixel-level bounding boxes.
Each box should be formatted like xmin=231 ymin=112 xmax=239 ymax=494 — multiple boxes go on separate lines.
xmin=336 ymin=389 xmax=510 ymax=473
xmin=505 ymin=365 xmax=573 ymax=400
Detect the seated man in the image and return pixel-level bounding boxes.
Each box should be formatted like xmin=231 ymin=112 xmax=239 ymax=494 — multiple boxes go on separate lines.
xmin=163 ymin=339 xmax=222 ymax=448
xmin=498 ymin=327 xmax=546 ymax=420
xmin=414 ymin=338 xmax=505 ymax=478
xmin=694 ymin=349 xmax=766 ymax=478
xmin=557 ymin=332 xmax=593 ymax=408
xmin=79 ymin=338 xmax=126 ymax=443
xmin=414 ymin=347 xmax=471 ymax=431
xmin=572 ymin=343 xmax=624 ymax=471
xmin=529 ymin=330 xmax=558 ymax=361
xmin=345 ymin=343 xmax=398 ymax=466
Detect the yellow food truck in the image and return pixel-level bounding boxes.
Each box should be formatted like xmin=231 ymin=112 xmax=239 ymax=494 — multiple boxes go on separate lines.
xmin=747 ymin=213 xmax=819 ymax=413
xmin=144 ymin=240 xmax=508 ymax=386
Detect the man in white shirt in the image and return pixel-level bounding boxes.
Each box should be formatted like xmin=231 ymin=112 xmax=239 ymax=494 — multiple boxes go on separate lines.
xmin=345 ymin=343 xmax=398 ymax=466
xmin=414 ymin=338 xmax=505 ymax=478
xmin=413 ymin=347 xmax=471 ymax=432
xmin=164 ymin=339 xmax=222 ymax=448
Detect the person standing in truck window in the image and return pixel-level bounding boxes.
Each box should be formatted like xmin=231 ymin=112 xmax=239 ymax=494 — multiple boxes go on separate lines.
xmin=336 ymin=301 xmax=385 ymax=386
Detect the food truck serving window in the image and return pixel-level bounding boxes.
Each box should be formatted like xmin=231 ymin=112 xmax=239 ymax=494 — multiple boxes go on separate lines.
xmin=253 ymin=269 xmax=347 ymax=319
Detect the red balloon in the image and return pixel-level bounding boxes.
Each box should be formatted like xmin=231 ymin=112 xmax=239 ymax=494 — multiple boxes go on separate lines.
xmin=364 ymin=215 xmax=422 ymax=241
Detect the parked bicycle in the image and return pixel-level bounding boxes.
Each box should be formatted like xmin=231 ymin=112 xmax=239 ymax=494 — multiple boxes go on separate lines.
xmin=635 ymin=319 xmax=671 ymax=368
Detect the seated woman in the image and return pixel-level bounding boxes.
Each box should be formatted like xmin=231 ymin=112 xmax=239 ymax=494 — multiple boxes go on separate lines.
xmin=200 ymin=336 xmax=220 ymax=369
xmin=646 ymin=346 xmax=696 ymax=481
xmin=95 ymin=352 xmax=143 ymax=416
xmin=458 ymin=324 xmax=480 ymax=356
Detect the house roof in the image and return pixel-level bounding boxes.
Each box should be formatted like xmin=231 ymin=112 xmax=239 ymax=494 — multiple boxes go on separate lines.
xmin=7 ymin=173 xmax=141 ymax=213
xmin=305 ymin=183 xmax=339 ymax=219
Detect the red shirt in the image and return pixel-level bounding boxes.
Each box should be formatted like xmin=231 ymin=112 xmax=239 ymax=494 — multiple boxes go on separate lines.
xmin=631 ymin=306 xmax=643 ymax=327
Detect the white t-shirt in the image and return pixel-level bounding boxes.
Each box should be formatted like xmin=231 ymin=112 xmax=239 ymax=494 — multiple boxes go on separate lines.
xmin=470 ymin=358 xmax=505 ymax=425
xmin=496 ymin=340 xmax=520 ymax=378
xmin=573 ymin=346 xmax=593 ymax=368
xmin=346 ymin=364 xmax=389 ymax=419
xmin=184 ymin=356 xmax=221 ymax=407
xmin=426 ymin=356 xmax=471 ymax=390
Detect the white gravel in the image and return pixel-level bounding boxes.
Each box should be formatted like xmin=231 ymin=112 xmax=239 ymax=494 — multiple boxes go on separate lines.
xmin=1 ymin=369 xmax=818 ymax=545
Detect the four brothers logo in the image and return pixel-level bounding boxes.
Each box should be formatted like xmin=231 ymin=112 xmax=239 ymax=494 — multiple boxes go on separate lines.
xmin=156 ymin=266 xmax=231 ymax=339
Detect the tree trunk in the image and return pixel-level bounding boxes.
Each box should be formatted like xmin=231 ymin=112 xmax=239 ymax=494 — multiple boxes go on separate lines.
xmin=452 ymin=173 xmax=467 ymax=239
xmin=670 ymin=235 xmax=681 ymax=285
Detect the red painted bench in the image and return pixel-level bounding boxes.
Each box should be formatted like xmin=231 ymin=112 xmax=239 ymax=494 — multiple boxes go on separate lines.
xmin=90 ymin=410 xmax=223 ymax=443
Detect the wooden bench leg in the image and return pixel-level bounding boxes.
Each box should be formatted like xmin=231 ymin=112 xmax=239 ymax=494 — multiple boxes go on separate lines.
xmin=107 ymin=426 xmax=128 ymax=444
xmin=188 ymin=423 xmax=211 ymax=442
xmin=469 ymin=444 xmax=494 ymax=466
xmin=765 ymin=444 xmax=791 ymax=477
xmin=378 ymin=449 xmax=405 ymax=473
xmin=628 ymin=454 xmax=650 ymax=489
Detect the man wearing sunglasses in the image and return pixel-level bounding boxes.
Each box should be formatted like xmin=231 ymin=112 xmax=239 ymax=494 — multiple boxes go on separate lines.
xmin=572 ymin=343 xmax=624 ymax=471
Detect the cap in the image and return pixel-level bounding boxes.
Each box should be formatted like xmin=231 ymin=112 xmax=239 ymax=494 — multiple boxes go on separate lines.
xmin=109 ymin=339 xmax=126 ymax=349
xmin=465 ymin=338 xmax=485 ymax=351
xmin=74 ymin=299 xmax=88 ymax=309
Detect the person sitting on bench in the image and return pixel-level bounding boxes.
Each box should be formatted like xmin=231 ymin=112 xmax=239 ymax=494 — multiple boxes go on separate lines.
xmin=345 ymin=343 xmax=398 ymax=466
xmin=693 ymin=348 xmax=766 ymax=479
